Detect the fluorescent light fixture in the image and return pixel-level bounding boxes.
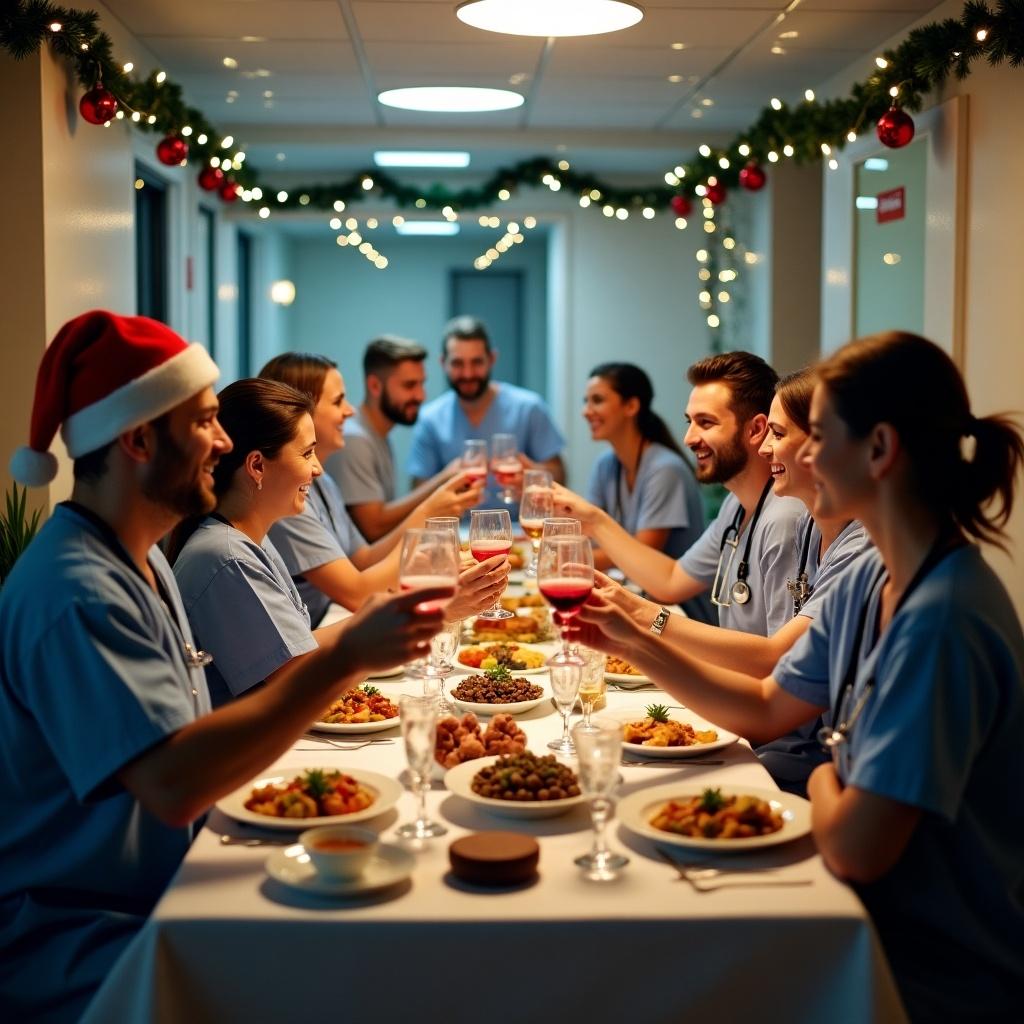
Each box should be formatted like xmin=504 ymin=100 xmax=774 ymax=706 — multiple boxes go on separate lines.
xmin=855 ymin=196 xmax=879 ymax=210
xmin=863 ymin=158 xmax=889 ymax=171
xmin=378 ymin=87 xmax=523 ymax=113
xmin=457 ymin=0 xmax=643 ymax=37
xmin=395 ymin=221 xmax=461 ymax=236
xmin=374 ymin=151 xmax=471 ymax=168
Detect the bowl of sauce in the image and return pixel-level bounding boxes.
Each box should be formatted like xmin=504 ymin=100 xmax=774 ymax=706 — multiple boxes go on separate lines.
xmin=300 ymin=825 xmax=379 ymax=881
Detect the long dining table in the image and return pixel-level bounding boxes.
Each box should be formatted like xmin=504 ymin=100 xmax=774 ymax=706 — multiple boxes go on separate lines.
xmin=83 ymin=601 xmax=906 ymax=1024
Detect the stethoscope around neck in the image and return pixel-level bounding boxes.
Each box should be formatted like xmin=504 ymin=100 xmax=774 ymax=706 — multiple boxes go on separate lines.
xmin=710 ymin=481 xmax=772 ymax=608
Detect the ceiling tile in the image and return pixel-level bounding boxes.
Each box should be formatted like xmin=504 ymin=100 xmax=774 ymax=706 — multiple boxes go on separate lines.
xmin=363 ymin=40 xmax=544 ymax=76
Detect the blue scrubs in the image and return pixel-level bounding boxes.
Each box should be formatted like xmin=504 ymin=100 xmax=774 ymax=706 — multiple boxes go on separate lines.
xmin=174 ymin=517 xmax=318 ymax=706
xmin=774 ymin=546 xmax=1024 ymax=1020
xmin=0 ymin=503 xmax=209 ymax=1023
xmin=586 ymin=443 xmax=714 ymax=623
xmin=269 ymin=476 xmax=367 ymax=628
xmin=679 ymin=489 xmax=804 ymax=636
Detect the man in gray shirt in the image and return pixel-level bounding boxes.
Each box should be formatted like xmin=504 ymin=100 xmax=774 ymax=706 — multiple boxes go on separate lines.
xmin=329 ymin=335 xmax=459 ymax=541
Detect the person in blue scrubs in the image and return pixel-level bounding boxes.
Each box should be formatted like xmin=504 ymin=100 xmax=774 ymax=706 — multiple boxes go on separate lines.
xmin=258 ymin=353 xmax=509 ymax=628
xmin=582 ymin=362 xmax=713 ymax=624
xmin=0 ymin=312 xmax=448 ymax=1023
xmin=578 ymin=332 xmax=1024 ymax=1021
xmin=407 ymin=316 xmax=567 ymax=494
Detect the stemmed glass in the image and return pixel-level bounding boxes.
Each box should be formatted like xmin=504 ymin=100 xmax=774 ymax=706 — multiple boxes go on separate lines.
xmin=577 ymin=647 xmax=607 ymax=734
xmin=519 ymin=473 xmax=554 ymax=578
xmin=460 ymin=439 xmax=488 ymax=491
xmin=537 ymin=535 xmax=594 ymax=666
xmin=423 ymin=619 xmax=461 ymax=713
xmin=548 ymin=660 xmax=582 ymax=754
xmin=469 ymin=509 xmax=514 ymax=620
xmin=399 ymin=528 xmax=459 ymax=677
xmin=542 ymin=517 xmax=582 ymax=541
xmin=490 ymin=432 xmax=521 ymax=503
xmin=572 ymin=719 xmax=629 ymax=881
xmin=397 ymin=694 xmax=446 ymax=839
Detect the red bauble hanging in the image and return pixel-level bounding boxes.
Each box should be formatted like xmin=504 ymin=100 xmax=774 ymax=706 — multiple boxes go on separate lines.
xmin=738 ymin=163 xmax=767 ymax=192
xmin=79 ymin=85 xmax=118 ymax=125
xmin=876 ymin=106 xmax=915 ymax=149
xmin=198 ymin=166 xmax=225 ymax=192
xmin=219 ymin=179 xmax=240 ymax=203
xmin=156 ymin=135 xmax=189 ymax=166
xmin=706 ymin=181 xmax=727 ymax=205
xmin=670 ymin=194 xmax=692 ymax=218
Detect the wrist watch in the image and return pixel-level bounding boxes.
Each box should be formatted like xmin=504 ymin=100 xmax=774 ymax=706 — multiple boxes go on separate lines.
xmin=649 ymin=607 xmax=672 ymax=635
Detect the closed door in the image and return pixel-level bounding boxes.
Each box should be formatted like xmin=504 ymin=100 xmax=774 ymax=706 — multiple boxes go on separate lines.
xmin=450 ymin=270 xmax=523 ymax=385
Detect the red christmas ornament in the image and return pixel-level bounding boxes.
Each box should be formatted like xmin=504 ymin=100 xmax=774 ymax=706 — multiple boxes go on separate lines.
xmin=198 ymin=166 xmax=225 ymax=192
xmin=876 ymin=106 xmax=915 ymax=149
xmin=156 ymin=135 xmax=189 ymax=166
xmin=219 ymin=179 xmax=240 ymax=203
xmin=79 ymin=85 xmax=118 ymax=125
xmin=670 ymin=194 xmax=692 ymax=218
xmin=706 ymin=181 xmax=727 ymax=206
xmin=738 ymin=163 xmax=767 ymax=192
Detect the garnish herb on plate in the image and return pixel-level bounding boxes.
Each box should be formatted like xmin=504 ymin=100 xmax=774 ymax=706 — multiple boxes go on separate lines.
xmin=646 ymin=703 xmax=670 ymax=723
xmin=699 ymin=787 xmax=726 ymax=814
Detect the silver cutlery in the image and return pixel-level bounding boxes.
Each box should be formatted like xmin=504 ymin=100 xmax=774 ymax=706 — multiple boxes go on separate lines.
xmin=655 ymin=848 xmax=811 ymax=891
xmin=621 ymin=758 xmax=725 ymax=767
xmin=298 ymin=736 xmax=396 ymax=751
xmin=219 ymin=835 xmax=298 ymax=847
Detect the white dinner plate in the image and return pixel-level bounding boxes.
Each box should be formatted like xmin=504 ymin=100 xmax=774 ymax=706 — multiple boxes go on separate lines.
xmin=308 ymin=716 xmax=400 ymax=735
xmin=266 ymin=842 xmax=414 ymax=896
xmin=444 ymin=755 xmax=586 ymax=819
xmin=605 ymin=670 xmax=652 ymax=686
xmin=618 ymin=783 xmax=811 ymax=852
xmin=365 ymin=664 xmax=405 ymax=680
xmin=597 ymin=707 xmax=739 ymax=758
xmin=217 ymin=766 xmax=403 ymax=831
xmin=452 ymin=657 xmax=548 ymax=676
xmin=448 ymin=684 xmax=547 ymax=717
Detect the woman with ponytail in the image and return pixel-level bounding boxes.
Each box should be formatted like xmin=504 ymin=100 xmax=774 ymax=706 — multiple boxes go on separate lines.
xmin=582 ymin=362 xmax=712 ymax=622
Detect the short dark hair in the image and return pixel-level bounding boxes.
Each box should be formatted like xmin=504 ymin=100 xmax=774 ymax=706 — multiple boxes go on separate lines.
xmin=363 ymin=335 xmax=427 ymax=378
xmin=72 ymin=410 xmax=173 ymax=482
xmin=687 ymin=351 xmax=778 ymax=422
xmin=443 ymin=315 xmax=491 ymax=356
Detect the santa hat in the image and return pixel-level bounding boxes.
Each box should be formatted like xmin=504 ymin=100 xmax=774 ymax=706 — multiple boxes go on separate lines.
xmin=10 ymin=310 xmax=220 ymax=486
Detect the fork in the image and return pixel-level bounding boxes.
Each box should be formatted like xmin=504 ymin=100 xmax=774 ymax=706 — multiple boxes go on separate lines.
xmin=621 ymin=758 xmax=725 ymax=767
xmin=655 ymin=848 xmax=812 ymax=891
xmin=297 ymin=737 xmax=396 ymax=751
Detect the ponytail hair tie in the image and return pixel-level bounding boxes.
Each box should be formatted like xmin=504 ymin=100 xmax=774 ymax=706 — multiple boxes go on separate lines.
xmin=960 ymin=416 xmax=978 ymax=463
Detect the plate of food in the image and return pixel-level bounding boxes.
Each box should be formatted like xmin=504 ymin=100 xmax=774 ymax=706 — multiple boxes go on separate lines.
xmin=599 ymin=704 xmax=739 ymax=758
xmin=618 ymin=784 xmax=811 ymax=852
xmin=310 ymin=685 xmax=400 ymax=734
xmin=217 ymin=766 xmax=403 ymax=830
xmin=445 ymin=752 xmax=586 ymax=819
xmin=604 ymin=655 xmax=652 ymax=686
xmin=449 ymin=666 xmax=547 ymax=715
xmin=455 ymin=643 xmax=548 ymax=675
xmin=433 ymin=711 xmax=527 ymax=780
xmin=365 ymin=664 xmax=405 ymax=680
xmin=465 ymin=609 xmax=554 ymax=645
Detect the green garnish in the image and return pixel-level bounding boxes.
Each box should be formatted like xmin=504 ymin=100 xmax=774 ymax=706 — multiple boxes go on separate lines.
xmin=485 ymin=664 xmax=513 ymax=683
xmin=646 ymin=703 xmax=670 ymax=723
xmin=360 ymin=683 xmax=381 ymax=696
xmin=699 ymin=787 xmax=726 ymax=814
xmin=303 ymin=768 xmax=330 ymax=799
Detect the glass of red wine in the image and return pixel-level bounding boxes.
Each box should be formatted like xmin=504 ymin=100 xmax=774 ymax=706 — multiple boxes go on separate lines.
xmin=398 ymin=528 xmax=459 ymax=676
xmin=537 ymin=535 xmax=594 ymax=667
xmin=468 ymin=508 xmax=515 ymax=620
xmin=460 ymin=439 xmax=489 ymax=491
xmin=490 ymin=432 xmax=521 ymax=503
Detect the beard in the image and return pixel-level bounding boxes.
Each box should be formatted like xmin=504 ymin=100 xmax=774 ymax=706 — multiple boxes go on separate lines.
xmin=140 ymin=423 xmax=217 ymax=519
xmin=693 ymin=431 xmax=748 ymax=484
xmin=448 ymin=373 xmax=490 ymax=401
xmin=380 ymin=388 xmax=421 ymax=426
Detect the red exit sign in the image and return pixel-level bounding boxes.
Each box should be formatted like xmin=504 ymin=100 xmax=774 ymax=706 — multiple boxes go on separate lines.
xmin=876 ymin=187 xmax=905 ymax=223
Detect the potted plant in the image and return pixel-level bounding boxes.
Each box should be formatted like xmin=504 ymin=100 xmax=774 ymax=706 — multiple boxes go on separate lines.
xmin=0 ymin=484 xmax=42 ymax=588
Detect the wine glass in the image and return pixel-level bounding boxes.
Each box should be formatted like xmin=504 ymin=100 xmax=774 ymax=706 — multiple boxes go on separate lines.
xmin=577 ymin=647 xmax=608 ymax=734
xmin=423 ymin=619 xmax=461 ymax=713
xmin=548 ymin=660 xmax=582 ymax=754
xmin=460 ymin=439 xmax=488 ymax=492
xmin=490 ymin=433 xmax=521 ymax=503
xmin=572 ymin=719 xmax=628 ymax=881
xmin=469 ymin=509 xmax=514 ymax=620
xmin=519 ymin=477 xmax=554 ymax=578
xmin=399 ymin=528 xmax=459 ymax=677
xmin=396 ymin=694 xmax=446 ymax=839
xmin=542 ymin=517 xmax=582 ymax=540
xmin=537 ymin=535 xmax=594 ymax=666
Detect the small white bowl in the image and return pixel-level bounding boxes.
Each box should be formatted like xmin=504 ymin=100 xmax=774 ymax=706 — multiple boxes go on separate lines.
xmin=300 ymin=825 xmax=379 ymax=881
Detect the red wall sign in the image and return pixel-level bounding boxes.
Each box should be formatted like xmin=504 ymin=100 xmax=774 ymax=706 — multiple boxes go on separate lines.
xmin=876 ymin=187 xmax=905 ymax=224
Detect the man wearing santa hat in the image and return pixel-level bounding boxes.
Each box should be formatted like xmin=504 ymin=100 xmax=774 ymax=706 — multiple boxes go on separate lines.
xmin=0 ymin=311 xmax=450 ymax=1023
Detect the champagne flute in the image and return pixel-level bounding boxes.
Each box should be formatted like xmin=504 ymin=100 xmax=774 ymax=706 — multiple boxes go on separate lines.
xmin=423 ymin=619 xmax=461 ymax=713
xmin=469 ymin=509 xmax=514 ymax=620
xmin=490 ymin=433 xmax=521 ymax=503
xmin=460 ymin=439 xmax=488 ymax=491
xmin=397 ymin=694 xmax=446 ymax=839
xmin=519 ymin=476 xmax=554 ymax=578
xmin=537 ymin=535 xmax=594 ymax=666
xmin=548 ymin=660 xmax=582 ymax=754
xmin=399 ymin=528 xmax=459 ymax=677
xmin=572 ymin=719 xmax=628 ymax=881
xmin=577 ymin=647 xmax=608 ymax=733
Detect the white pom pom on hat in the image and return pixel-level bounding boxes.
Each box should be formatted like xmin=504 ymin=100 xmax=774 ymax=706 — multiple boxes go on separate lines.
xmin=9 ymin=310 xmax=219 ymax=487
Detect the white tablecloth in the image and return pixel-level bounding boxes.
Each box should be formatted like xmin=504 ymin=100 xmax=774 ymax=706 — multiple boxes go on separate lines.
xmin=83 ymin=645 xmax=905 ymax=1023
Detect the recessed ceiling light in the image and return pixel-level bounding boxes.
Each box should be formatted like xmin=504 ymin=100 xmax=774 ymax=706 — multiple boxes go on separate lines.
xmin=395 ymin=221 xmax=461 ymax=236
xmin=276 ymin=152 xmax=286 ymax=161
xmin=374 ymin=151 xmax=472 ymax=168
xmin=240 ymin=36 xmax=266 ymax=43
xmin=667 ymin=75 xmax=683 ymax=83
xmin=377 ymin=87 xmax=523 ymax=112
xmin=778 ymin=30 xmax=799 ymax=39
xmin=701 ymin=97 xmax=714 ymax=107
xmin=671 ymin=42 xmax=686 ymax=50
xmin=222 ymin=57 xmax=237 ymax=69
xmin=771 ymin=46 xmax=786 ymax=55
xmin=456 ymin=0 xmax=643 ymax=37
xmin=690 ymin=109 xmax=703 ymax=119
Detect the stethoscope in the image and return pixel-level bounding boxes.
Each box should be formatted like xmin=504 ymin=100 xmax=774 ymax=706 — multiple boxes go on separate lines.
xmin=786 ymin=522 xmax=815 ymax=615
xmin=711 ymin=480 xmax=772 ymax=608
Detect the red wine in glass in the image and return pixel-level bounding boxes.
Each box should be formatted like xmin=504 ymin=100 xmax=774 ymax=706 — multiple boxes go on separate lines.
xmin=539 ymin=577 xmax=593 ymax=625
xmin=463 ymin=466 xmax=488 ymax=486
xmin=470 ymin=539 xmax=512 ymax=563
xmin=400 ymin=575 xmax=456 ymax=613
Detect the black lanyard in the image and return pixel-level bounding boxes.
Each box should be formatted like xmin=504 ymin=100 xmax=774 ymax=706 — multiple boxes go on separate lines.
xmin=788 ymin=520 xmax=816 ymax=616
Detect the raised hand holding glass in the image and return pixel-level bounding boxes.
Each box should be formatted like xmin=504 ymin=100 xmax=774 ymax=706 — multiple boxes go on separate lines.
xmin=538 ymin=535 xmax=594 ymax=666
xmin=469 ymin=508 xmax=514 ymax=619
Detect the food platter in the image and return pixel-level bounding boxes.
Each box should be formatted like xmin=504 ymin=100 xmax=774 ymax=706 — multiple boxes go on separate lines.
xmin=444 ymin=756 xmax=586 ymax=819
xmin=307 ymin=716 xmax=400 ymax=735
xmin=216 ymin=766 xmax=403 ymax=831
xmin=265 ymin=842 xmax=415 ymax=896
xmin=449 ymin=690 xmax=547 ymax=716
xmin=617 ymin=783 xmax=811 ymax=852
xmin=597 ymin=707 xmax=739 ymax=758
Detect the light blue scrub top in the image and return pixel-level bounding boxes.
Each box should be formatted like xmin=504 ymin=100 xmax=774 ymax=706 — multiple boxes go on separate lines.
xmin=754 ymin=514 xmax=873 ymax=791
xmin=774 ymin=546 xmax=1024 ymax=1020
xmin=586 ymin=443 xmax=714 ymax=624
xmin=328 ymin=407 xmax=396 ymax=505
xmin=174 ymin=517 xmax=317 ymax=707
xmin=269 ymin=475 xmax=368 ymax=628
xmin=0 ymin=503 xmax=210 ymax=1023
xmin=679 ymin=488 xmax=804 ymax=636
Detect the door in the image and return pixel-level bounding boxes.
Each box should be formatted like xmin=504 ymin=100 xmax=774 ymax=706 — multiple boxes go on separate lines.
xmin=449 ymin=270 xmax=524 ymax=385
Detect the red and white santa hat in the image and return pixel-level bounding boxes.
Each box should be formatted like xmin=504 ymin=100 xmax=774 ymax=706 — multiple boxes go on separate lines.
xmin=10 ymin=310 xmax=220 ymax=486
